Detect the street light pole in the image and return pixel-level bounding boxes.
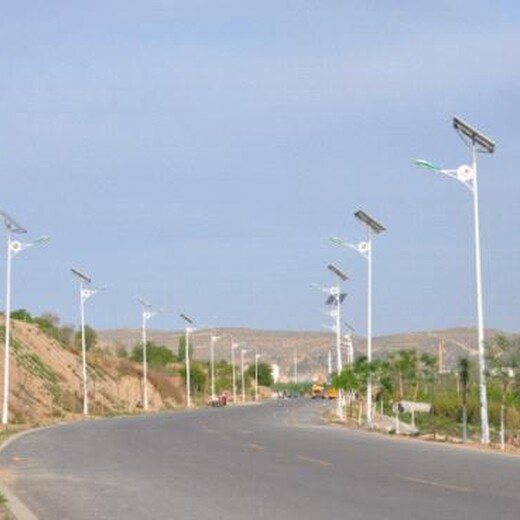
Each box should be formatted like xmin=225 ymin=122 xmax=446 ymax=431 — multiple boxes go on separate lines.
xmin=2 ymin=227 xmax=15 ymax=426
xmin=331 ymin=210 xmax=385 ymax=429
xmin=185 ymin=326 xmax=192 ymax=407
xmin=241 ymin=348 xmax=247 ymax=403
xmin=1 ymin=209 xmax=47 ymax=426
xmin=76 ymin=277 xmax=106 ymax=415
xmin=327 ymin=264 xmax=348 ymax=421
xmin=180 ymin=314 xmax=195 ymax=408
xmin=312 ymin=275 xmax=346 ymax=420
xmin=416 ymin=116 xmax=495 ymax=444
xmin=231 ymin=342 xmax=238 ymax=404
xmin=138 ymin=298 xmax=156 ymax=412
xmin=210 ymin=335 xmax=219 ymax=401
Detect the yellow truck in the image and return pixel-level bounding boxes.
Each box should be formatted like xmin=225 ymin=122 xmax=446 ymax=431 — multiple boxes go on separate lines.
xmin=326 ymin=386 xmax=337 ymax=399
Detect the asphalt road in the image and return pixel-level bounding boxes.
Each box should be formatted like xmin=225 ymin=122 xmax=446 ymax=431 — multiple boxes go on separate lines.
xmin=0 ymin=400 xmax=519 ymax=519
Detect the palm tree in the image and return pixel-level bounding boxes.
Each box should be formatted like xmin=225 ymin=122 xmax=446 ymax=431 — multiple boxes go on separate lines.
xmin=388 ymin=349 xmax=418 ymax=401
xmin=487 ymin=336 xmax=517 ymax=450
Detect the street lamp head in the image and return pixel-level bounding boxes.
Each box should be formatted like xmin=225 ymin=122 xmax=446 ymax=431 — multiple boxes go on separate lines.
xmin=453 ymin=116 xmax=495 ymax=154
xmin=415 ymin=159 xmax=443 ymax=172
xmin=354 ymin=210 xmax=386 ymax=234
xmin=71 ymin=267 xmax=92 ymax=284
xmin=0 ymin=210 xmax=27 ymax=234
xmin=329 ymin=236 xmax=347 ymax=247
xmin=327 ymin=264 xmax=348 ymax=282
xmin=32 ymin=235 xmax=50 ymax=246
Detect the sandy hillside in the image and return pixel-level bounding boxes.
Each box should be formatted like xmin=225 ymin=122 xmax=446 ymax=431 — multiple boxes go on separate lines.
xmin=0 ymin=316 xmax=184 ymax=425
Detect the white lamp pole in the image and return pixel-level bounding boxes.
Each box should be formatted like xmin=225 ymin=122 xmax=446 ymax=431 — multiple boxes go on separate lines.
xmin=185 ymin=326 xmax=192 ymax=407
xmin=180 ymin=314 xmax=195 ymax=408
xmin=210 ymin=335 xmax=220 ymax=401
xmin=231 ymin=342 xmax=238 ymax=404
xmin=1 ymin=210 xmax=47 ymax=426
xmin=241 ymin=348 xmax=247 ymax=403
xmin=416 ymin=116 xmax=495 ymax=444
xmin=77 ymin=279 xmax=106 ymax=415
xmin=255 ymin=352 xmax=261 ymax=401
xmin=312 ymin=276 xmax=346 ymax=419
xmin=328 ymin=264 xmax=348 ymax=420
xmin=138 ymin=298 xmax=156 ymax=412
xmin=333 ymin=285 xmax=343 ymax=419
xmin=331 ymin=210 xmax=385 ymax=429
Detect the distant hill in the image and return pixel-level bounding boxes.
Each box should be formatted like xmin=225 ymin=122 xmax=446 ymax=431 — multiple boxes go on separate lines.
xmin=97 ymin=326 xmax=510 ymax=382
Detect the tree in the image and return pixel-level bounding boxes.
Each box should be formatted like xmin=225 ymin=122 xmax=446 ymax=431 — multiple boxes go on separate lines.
xmin=57 ymin=325 xmax=75 ymax=348
xmin=75 ymin=325 xmax=98 ymax=351
xmin=36 ymin=312 xmax=61 ymax=330
xmin=181 ymin=362 xmax=207 ymax=393
xmin=246 ymin=362 xmax=273 ymax=387
xmin=487 ymin=336 xmax=518 ymax=449
xmin=130 ymin=342 xmax=175 ymax=368
xmin=214 ymin=360 xmax=233 ymax=394
xmin=388 ymin=350 xmax=419 ymax=400
xmin=10 ymin=309 xmax=33 ymax=322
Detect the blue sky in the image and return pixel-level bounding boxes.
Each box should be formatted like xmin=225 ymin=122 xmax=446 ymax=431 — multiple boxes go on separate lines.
xmin=0 ymin=1 xmax=519 ymax=335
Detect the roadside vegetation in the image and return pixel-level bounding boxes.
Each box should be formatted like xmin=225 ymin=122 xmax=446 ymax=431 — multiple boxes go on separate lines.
xmin=330 ymin=335 xmax=520 ymax=449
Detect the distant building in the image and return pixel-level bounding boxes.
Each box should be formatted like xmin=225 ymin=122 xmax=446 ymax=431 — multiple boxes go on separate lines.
xmin=271 ymin=364 xmax=280 ymax=384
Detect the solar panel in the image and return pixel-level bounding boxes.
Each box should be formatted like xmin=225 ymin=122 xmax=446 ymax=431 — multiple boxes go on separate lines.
xmin=453 ymin=116 xmax=495 ymax=154
xmin=355 ymin=210 xmax=386 ymax=234
xmin=0 ymin=210 xmax=27 ymax=234
xmin=325 ymin=292 xmax=346 ymax=305
xmin=327 ymin=264 xmax=348 ymax=281
xmin=71 ymin=267 xmax=92 ymax=284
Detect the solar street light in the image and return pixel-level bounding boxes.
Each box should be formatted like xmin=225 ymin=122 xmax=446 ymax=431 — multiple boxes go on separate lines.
xmin=416 ymin=116 xmax=495 ymax=444
xmin=137 ymin=298 xmax=157 ymax=411
xmin=180 ymin=313 xmax=196 ymax=408
xmin=241 ymin=348 xmax=248 ymax=403
xmin=331 ymin=209 xmax=386 ymax=429
xmin=321 ymin=265 xmax=349 ymax=420
xmin=1 ymin=210 xmax=47 ymax=426
xmin=231 ymin=342 xmax=240 ymax=404
xmin=72 ymin=268 xmax=107 ymax=416
xmin=210 ymin=334 xmax=220 ymax=401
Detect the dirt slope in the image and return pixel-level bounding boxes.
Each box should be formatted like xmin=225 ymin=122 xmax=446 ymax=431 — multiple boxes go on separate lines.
xmin=0 ymin=317 xmax=184 ymax=425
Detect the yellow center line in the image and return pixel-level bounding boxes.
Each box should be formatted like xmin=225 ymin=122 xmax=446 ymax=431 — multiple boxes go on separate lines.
xmin=297 ymin=455 xmax=333 ymax=468
xmin=401 ymin=476 xmax=472 ymax=493
xmin=248 ymin=443 xmax=265 ymax=451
